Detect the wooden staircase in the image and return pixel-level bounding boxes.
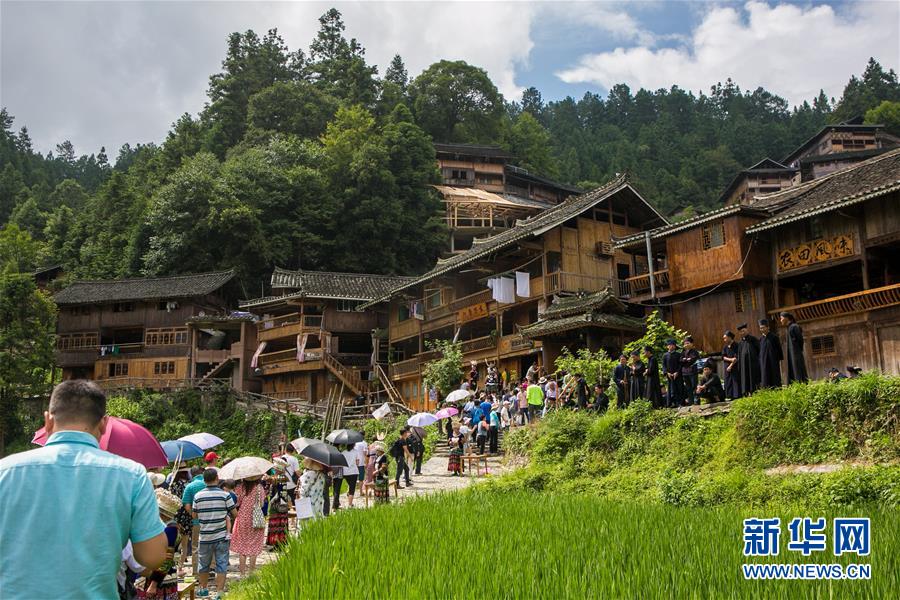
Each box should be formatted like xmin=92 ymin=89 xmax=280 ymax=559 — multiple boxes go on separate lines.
xmin=373 ymin=363 xmax=403 ymax=406
xmin=197 ymin=358 xmax=235 ymax=387
xmin=322 ymin=353 xmax=369 ymax=397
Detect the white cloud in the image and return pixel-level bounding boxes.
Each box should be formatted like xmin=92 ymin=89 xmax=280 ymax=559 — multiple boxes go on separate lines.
xmin=556 ymin=1 xmax=900 ymax=106
xmin=0 ymin=1 xmax=539 ymax=155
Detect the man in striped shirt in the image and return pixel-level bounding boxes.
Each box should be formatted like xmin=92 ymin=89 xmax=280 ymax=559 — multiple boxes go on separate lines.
xmin=192 ymin=469 xmax=237 ymax=598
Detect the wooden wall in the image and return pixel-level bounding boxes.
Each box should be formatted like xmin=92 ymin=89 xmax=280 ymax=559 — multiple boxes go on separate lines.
xmin=58 ymin=300 xmax=199 ymax=334
xmin=670 ymin=284 xmax=769 ymax=354
xmin=668 ymin=216 xmax=748 ymax=293
xmin=93 ymin=357 xmax=189 ymax=381
xmin=322 ymin=306 xmax=378 ymax=333
xmin=864 ymin=194 xmax=900 ymax=240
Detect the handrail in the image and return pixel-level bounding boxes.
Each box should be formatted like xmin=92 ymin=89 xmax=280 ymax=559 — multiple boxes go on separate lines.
xmin=773 ymin=283 xmax=900 ymax=322
xmin=389 ymin=357 xmax=420 ymax=378
xmin=460 ymin=335 xmax=495 ymax=354
xmin=545 ymin=271 xmax=619 ymax=295
xmin=626 ymin=270 xmax=670 ymax=294
xmin=375 ymin=363 xmax=403 ymax=406
xmin=257 ymin=312 xmax=301 ymax=331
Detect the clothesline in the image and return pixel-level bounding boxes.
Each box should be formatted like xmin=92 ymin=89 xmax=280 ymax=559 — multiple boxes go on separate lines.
xmin=475 ymin=252 xmax=545 ymax=284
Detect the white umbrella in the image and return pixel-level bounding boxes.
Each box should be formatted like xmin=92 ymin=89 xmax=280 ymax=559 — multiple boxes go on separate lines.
xmin=178 ymin=432 xmax=224 ymax=450
xmin=445 ymin=389 xmax=472 ymax=404
xmin=407 ymin=412 xmax=438 ymax=427
xmin=218 ymin=456 xmax=273 ymax=481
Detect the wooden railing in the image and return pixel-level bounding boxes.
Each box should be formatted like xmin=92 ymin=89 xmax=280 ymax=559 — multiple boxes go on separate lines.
xmin=94 ymin=377 xmax=230 ymax=392
xmin=257 ymin=313 xmax=322 ymax=333
xmin=625 ymin=269 xmax=670 ymax=295
xmin=258 ymin=348 xmax=322 ymax=367
xmin=390 ymin=317 xmax=420 ymax=341
xmin=389 ymin=357 xmax=420 ymax=378
xmin=460 ymin=335 xmax=495 ymax=355
xmin=374 ymin=363 xmax=404 ymax=406
xmin=773 ymin=283 xmax=900 ymax=322
xmin=545 ymin=271 xmax=618 ymax=295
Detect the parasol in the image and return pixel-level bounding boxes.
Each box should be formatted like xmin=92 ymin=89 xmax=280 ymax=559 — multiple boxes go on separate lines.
xmin=407 ymin=412 xmax=438 ymax=427
xmin=178 ymin=432 xmax=224 ymax=450
xmin=434 ymin=407 xmax=459 ymax=420
xmin=445 ymin=389 xmax=472 ymax=404
xmin=217 ymin=456 xmax=274 ymax=480
xmin=290 ymin=437 xmax=348 ymax=467
xmin=160 ymin=440 xmax=205 ymax=463
xmin=32 ymin=417 xmax=168 ymax=468
xmin=325 ymin=429 xmax=364 ymax=446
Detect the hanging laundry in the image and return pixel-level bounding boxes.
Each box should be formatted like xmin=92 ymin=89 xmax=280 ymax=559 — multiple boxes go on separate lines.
xmin=497 ymin=277 xmax=515 ymax=304
xmin=297 ymin=333 xmax=308 ymax=363
xmin=515 ymin=271 xmax=531 ymax=298
xmin=250 ymin=341 xmax=267 ymax=368
xmin=487 ymin=277 xmax=503 ymax=303
xmin=412 ymin=301 xmax=424 ymax=320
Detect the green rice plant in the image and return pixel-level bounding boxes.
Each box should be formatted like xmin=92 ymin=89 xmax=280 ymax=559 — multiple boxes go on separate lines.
xmin=233 ymin=491 xmax=900 ymax=599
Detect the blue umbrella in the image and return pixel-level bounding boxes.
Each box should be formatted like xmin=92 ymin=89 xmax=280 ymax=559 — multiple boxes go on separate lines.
xmin=161 ymin=439 xmax=204 ymax=463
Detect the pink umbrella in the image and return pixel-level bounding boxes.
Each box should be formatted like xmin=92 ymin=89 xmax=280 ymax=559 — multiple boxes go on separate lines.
xmin=434 ymin=407 xmax=459 ymax=420
xmin=32 ymin=416 xmax=168 ymax=468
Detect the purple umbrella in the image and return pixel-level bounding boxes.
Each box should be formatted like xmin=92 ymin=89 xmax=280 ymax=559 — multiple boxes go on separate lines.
xmin=33 ymin=416 xmax=168 ymax=468
xmin=434 ymin=407 xmax=459 ymax=420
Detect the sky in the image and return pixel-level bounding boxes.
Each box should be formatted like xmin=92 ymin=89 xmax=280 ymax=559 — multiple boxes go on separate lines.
xmin=1 ymin=1 xmax=898 ymax=156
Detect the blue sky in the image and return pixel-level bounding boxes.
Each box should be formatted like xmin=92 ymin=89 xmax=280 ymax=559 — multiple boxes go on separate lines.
xmin=1 ymin=1 xmax=898 ymax=155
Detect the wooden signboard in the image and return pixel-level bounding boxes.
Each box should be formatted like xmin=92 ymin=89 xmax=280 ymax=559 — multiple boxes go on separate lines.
xmin=777 ymin=234 xmax=854 ymax=273
xmin=458 ymin=302 xmax=489 ymax=324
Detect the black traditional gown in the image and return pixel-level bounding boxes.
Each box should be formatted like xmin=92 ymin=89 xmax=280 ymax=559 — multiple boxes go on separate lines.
xmin=629 ymin=360 xmax=646 ymax=400
xmin=662 ymin=350 xmax=682 ymax=406
xmin=645 ymin=355 xmax=663 ymax=408
xmin=738 ymin=334 xmax=761 ymax=396
xmin=722 ymin=342 xmax=741 ymax=399
xmin=613 ymin=364 xmax=629 ymax=407
xmin=758 ymin=331 xmax=783 ymax=388
xmin=786 ymin=322 xmax=809 ymax=383
xmin=698 ymin=373 xmax=724 ymax=403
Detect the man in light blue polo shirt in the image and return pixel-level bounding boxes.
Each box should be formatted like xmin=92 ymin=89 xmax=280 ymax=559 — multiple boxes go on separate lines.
xmin=0 ymin=380 xmax=167 ymax=599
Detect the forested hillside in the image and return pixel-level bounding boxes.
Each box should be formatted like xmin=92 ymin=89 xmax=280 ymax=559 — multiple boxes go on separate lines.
xmin=2 ymin=8 xmax=899 ymax=291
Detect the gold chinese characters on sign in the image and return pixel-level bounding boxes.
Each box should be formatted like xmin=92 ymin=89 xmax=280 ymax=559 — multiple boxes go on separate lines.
xmin=458 ymin=302 xmax=489 ymax=324
xmin=777 ymin=234 xmax=854 ymax=273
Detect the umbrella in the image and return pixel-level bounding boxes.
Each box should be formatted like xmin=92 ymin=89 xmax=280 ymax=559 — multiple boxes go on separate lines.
xmin=407 ymin=412 xmax=438 ymax=427
xmin=218 ymin=456 xmax=273 ymax=481
xmin=178 ymin=432 xmax=224 ymax=450
xmin=32 ymin=417 xmax=168 ymax=469
xmin=434 ymin=407 xmax=459 ymax=420
xmin=161 ymin=440 xmax=205 ymax=463
xmin=410 ymin=426 xmax=427 ymax=442
xmin=445 ymin=389 xmax=472 ymax=404
xmin=325 ymin=429 xmax=364 ymax=446
xmin=290 ymin=437 xmax=348 ymax=468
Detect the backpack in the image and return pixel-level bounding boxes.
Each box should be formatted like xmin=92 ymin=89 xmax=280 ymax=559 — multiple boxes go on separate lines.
xmin=390 ymin=439 xmax=405 ymax=459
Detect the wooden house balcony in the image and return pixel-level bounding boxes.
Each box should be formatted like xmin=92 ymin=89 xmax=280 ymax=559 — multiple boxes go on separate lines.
xmin=545 ymin=271 xmax=620 ymax=296
xmin=194 ymin=348 xmax=230 ymax=364
xmin=772 ymin=283 xmax=900 ymax=323
xmin=460 ymin=335 xmax=496 ymax=355
xmin=257 ymin=313 xmax=323 ymax=342
xmin=389 ymin=357 xmax=421 ymax=380
xmin=257 ymin=348 xmax=323 ymax=374
xmin=498 ymin=334 xmax=539 ymax=356
xmin=390 ymin=317 xmax=421 ymax=341
xmin=623 ymin=270 xmax=670 ymax=300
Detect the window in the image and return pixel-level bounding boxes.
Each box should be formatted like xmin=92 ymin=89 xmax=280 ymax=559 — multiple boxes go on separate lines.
xmin=701 ymin=222 xmax=726 ymax=250
xmin=145 ymin=328 xmax=188 ymax=346
xmin=109 ymin=362 xmax=128 ymax=377
xmin=154 ymin=361 xmax=177 ymax=375
xmin=425 ymin=289 xmax=444 ymax=310
xmin=733 ymin=287 xmax=756 ymax=313
xmin=398 ymin=304 xmax=410 ymax=322
xmin=57 ymin=332 xmax=99 ymax=350
xmin=811 ymin=335 xmax=835 ymax=356
xmin=113 ymin=302 xmax=134 ymax=313
xmin=450 ymin=169 xmax=471 ymax=181
xmin=69 ymin=305 xmax=91 ymax=316
xmin=336 ymin=299 xmax=362 ymax=312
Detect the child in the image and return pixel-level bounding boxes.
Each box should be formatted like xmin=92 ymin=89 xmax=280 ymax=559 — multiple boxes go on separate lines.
xmin=220 ymin=479 xmax=237 ymax=542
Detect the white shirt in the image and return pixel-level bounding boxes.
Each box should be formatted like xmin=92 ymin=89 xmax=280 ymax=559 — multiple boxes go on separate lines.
xmin=353 ymin=441 xmax=368 ymax=467
xmin=282 ymin=454 xmax=300 ymax=490
xmin=341 ymin=450 xmax=358 ymax=477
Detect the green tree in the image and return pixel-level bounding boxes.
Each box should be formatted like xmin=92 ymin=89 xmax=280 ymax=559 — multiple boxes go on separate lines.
xmin=0 ymin=273 xmax=56 ymax=454
xmin=832 ymin=58 xmax=900 ymax=123
xmin=9 ymin=196 xmax=46 ymax=240
xmin=142 ymin=152 xmax=267 ymax=280
xmin=865 ymin=100 xmax=900 ymax=136
xmin=504 ymin=112 xmax=559 ymax=178
xmin=0 ymin=163 xmax=27 ymax=222
xmin=554 ymin=347 xmax=616 ymax=387
xmin=246 ymin=81 xmax=337 ymax=138
xmin=408 ymin=60 xmax=504 ymax=142
xmin=421 ymin=340 xmax=464 ymax=397
xmin=377 ymin=54 xmax=410 ymax=114
xmin=623 ymin=310 xmax=689 ymax=358
xmin=46 ymin=179 xmax=88 ymax=212
xmin=0 ymin=224 xmax=43 ymax=274
xmin=307 ymin=9 xmax=378 ymax=107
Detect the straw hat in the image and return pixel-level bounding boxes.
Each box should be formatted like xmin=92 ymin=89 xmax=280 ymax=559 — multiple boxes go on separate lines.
xmin=370 ymin=441 xmax=386 ymax=454
xmin=155 ymin=488 xmax=182 ymax=520
xmin=539 ymin=377 xmax=547 ymax=384
xmin=147 ymin=472 xmax=166 ymax=488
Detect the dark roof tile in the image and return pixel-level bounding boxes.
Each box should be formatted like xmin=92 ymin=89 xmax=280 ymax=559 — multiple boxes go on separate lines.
xmin=54 ymin=270 xmax=235 ymax=305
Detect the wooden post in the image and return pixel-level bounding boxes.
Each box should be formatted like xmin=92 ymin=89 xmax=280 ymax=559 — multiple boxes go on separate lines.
xmin=857 ymin=214 xmax=869 ymax=290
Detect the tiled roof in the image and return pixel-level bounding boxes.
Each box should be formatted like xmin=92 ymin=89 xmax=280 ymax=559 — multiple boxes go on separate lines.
xmin=746 ymin=148 xmax=900 ymax=233
xmin=782 ymin=122 xmax=882 ymax=165
xmin=258 ymin=267 xmax=415 ymax=302
xmin=613 ymin=204 xmax=769 ymax=250
xmin=433 ymin=143 xmax=512 ymax=158
xmin=520 ymin=312 xmax=644 ymax=339
xmin=54 ymin=270 xmax=235 ymax=305
xmin=362 ymin=174 xmax=667 ymax=307
xmin=540 ymin=290 xmax=625 ymax=319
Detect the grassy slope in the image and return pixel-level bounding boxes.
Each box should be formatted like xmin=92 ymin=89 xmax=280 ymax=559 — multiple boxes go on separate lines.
xmin=489 ymin=374 xmax=900 ymax=509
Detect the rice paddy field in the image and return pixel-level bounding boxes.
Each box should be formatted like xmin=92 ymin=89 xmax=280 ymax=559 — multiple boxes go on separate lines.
xmin=233 ymin=491 xmax=899 ymax=599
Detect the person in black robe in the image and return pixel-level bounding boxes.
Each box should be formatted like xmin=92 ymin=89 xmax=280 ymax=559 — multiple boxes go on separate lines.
xmin=589 ymin=383 xmax=610 ymax=412
xmin=662 ymin=339 xmax=682 ymax=408
xmin=680 ymin=336 xmax=701 ymax=405
xmin=643 ymin=346 xmax=663 ymax=408
xmin=613 ymin=355 xmax=629 ymax=408
xmin=721 ymin=330 xmax=741 ymax=399
xmin=696 ymin=362 xmax=725 ymax=403
xmin=779 ymin=312 xmax=809 ymax=383
xmin=736 ymin=323 xmax=761 ymax=396
xmin=628 ymin=351 xmax=646 ymax=401
xmin=757 ymin=318 xmax=783 ymax=389
xmin=575 ymin=373 xmax=589 ymax=409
